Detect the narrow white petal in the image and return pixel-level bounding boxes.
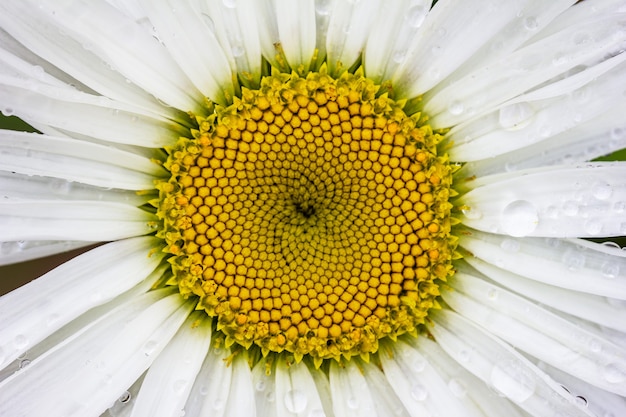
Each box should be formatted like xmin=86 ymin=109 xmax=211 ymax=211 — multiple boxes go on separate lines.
xmin=364 ymin=0 xmax=431 ymax=83
xmin=329 ymin=360 xmax=377 ymax=417
xmin=0 ymin=76 xmax=183 ymax=148
xmin=446 ymin=55 xmax=626 ymax=160
xmin=0 ymin=3 xmax=172 ymax=116
xmin=0 ymin=171 xmax=149 ymax=206
xmin=130 ymin=312 xmax=212 ymax=417
xmin=0 ymin=236 xmax=163 ymax=369
xmin=443 ymin=273 xmax=626 ymax=396
xmin=380 ymin=340 xmax=479 ymax=417
xmin=0 ymin=131 xmax=165 ymax=190
xmin=139 ymin=0 xmax=234 ymax=104
xmin=429 ymin=309 xmax=595 ymax=417
xmin=459 ymin=230 xmax=626 ymax=299
xmin=0 ymin=240 xmax=93 ymax=266
xmin=251 ymin=360 xmax=278 ymax=417
xmin=226 ymin=354 xmax=256 ymax=417
xmin=425 ymin=13 xmax=626 ymax=128
xmin=465 ymin=257 xmax=626 ymax=332
xmin=413 ymin=336 xmax=527 ymax=417
xmin=325 ymin=0 xmax=380 ymax=75
xmin=360 ymin=362 xmax=410 ymax=417
xmin=0 ymin=47 xmax=68 ymax=87
xmin=274 ymin=357 xmax=326 ymax=417
xmin=458 ymin=163 xmax=626 ymax=238
xmin=102 ymin=373 xmax=145 ymax=417
xmin=457 ymin=107 xmax=626 ymax=177
xmin=183 ymin=346 xmax=233 ymax=417
xmin=0 ymin=200 xmax=157 ymax=241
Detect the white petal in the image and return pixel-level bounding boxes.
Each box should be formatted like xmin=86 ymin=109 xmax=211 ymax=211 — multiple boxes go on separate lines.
xmin=425 ymin=13 xmax=626 ymax=128
xmin=446 ymin=55 xmax=626 ymax=160
xmin=429 ymin=309 xmax=594 ymax=417
xmin=0 ymin=76 xmax=184 ymax=148
xmin=130 ymin=312 xmax=212 ymax=417
xmin=364 ymin=0 xmax=431 ymax=83
xmin=138 ymin=0 xmax=234 ymax=104
xmin=0 ymin=290 xmax=190 ymax=417
xmin=443 ymin=273 xmax=626 ymax=396
xmin=0 ymin=171 xmax=148 ymax=206
xmin=0 ymin=236 xmax=163 ymax=369
xmin=381 ymin=340 xmax=479 ymax=417
xmin=183 ymin=346 xmax=233 ymax=417
xmin=102 ymin=373 xmax=145 ymax=417
xmin=458 ymin=163 xmax=626 ymax=238
xmin=0 ymin=131 xmax=165 ymax=190
xmin=0 ymin=200 xmax=157 ymax=241
xmin=459 ymin=230 xmax=626 ymax=299
xmin=251 ymin=359 xmax=278 ymax=417
xmin=0 ymin=3 xmax=173 ymax=116
xmin=0 ymin=240 xmax=93 ymax=266
xmin=225 ymin=354 xmax=256 ymax=417
xmin=465 ymin=257 xmax=626 ymax=332
xmin=457 ymin=106 xmax=626 ymax=178
xmin=275 ymin=357 xmax=326 ymax=417
xmin=413 ymin=336 xmax=527 ymax=417
xmin=325 ymin=0 xmax=380 ymax=75
xmin=329 ymin=360 xmax=377 ymax=417
xmin=360 ymin=362 xmax=410 ymax=417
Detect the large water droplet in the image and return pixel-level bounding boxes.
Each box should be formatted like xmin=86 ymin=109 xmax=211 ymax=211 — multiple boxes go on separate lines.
xmin=410 ymin=384 xmax=428 ymax=401
xmin=284 ymin=389 xmax=307 ymax=413
xmin=406 ymin=5 xmax=427 ymax=28
xmin=498 ymin=102 xmax=534 ymax=130
xmin=501 ymin=200 xmax=538 ymax=237
xmin=490 ymin=360 xmax=536 ymax=402
xmin=603 ymin=363 xmax=626 ymax=383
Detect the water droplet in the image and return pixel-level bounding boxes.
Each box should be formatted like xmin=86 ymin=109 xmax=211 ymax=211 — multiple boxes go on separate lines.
xmin=143 ymin=340 xmax=157 ymax=356
xmin=583 ymin=220 xmax=602 ymax=235
xmin=487 ymin=288 xmax=499 ymax=300
xmin=500 ymin=238 xmax=520 ymax=252
xmin=462 ymin=207 xmax=483 ymax=220
xmin=498 ymin=102 xmax=534 ymax=130
xmin=284 ymin=389 xmax=307 ymax=413
xmin=410 ymin=384 xmax=428 ymax=401
xmin=459 ymin=349 xmax=471 ymax=362
xmin=199 ymin=384 xmax=209 ymax=396
xmin=563 ymin=201 xmax=579 ymax=216
xmin=448 ymin=101 xmax=464 ymax=116
xmin=501 ymin=200 xmax=538 ymax=237
xmin=406 ymin=5 xmax=427 ymax=28
xmin=19 ymin=358 xmax=31 ymax=369
xmin=411 ymin=357 xmax=426 ymax=372
xmin=490 ymin=360 xmax=536 ymax=402
xmin=601 ymin=261 xmax=620 ymax=279
xmin=603 ymin=363 xmax=626 ymax=383
xmin=315 ymin=0 xmax=332 ymax=15
xmin=222 ymin=0 xmax=237 ymax=8
xmin=265 ymin=390 xmax=275 ymax=402
xmin=613 ymin=201 xmax=626 ymax=213
xmin=255 ymin=380 xmax=266 ymax=391
xmin=2 ymin=107 xmax=14 ymax=117
xmin=575 ymin=396 xmax=588 ymax=407
xmin=231 ymin=44 xmax=244 ymax=57
xmin=589 ymin=339 xmax=602 ymax=353
xmin=347 ymin=396 xmax=359 ymax=409
xmin=573 ymin=32 xmax=592 ymax=45
xmin=523 ymin=16 xmax=538 ymax=31
xmin=610 ymin=127 xmax=625 ymax=141
xmin=448 ymin=378 xmax=467 ymax=398
xmin=173 ymin=379 xmax=187 ymax=394
xmin=592 ymin=182 xmax=612 ymax=200
xmin=14 ymin=334 xmax=28 ymax=349
xmin=392 ymin=50 xmax=407 ymax=64
xmin=119 ymin=391 xmax=131 ymax=403
xmin=562 ymin=250 xmax=585 ymax=271
xmin=213 ymin=398 xmax=225 ymax=410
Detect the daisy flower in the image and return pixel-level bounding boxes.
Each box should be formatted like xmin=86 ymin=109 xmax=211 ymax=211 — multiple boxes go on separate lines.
xmin=1 ymin=0 xmax=626 ymax=416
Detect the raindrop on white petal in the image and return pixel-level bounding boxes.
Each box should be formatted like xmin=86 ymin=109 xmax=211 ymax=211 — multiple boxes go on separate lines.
xmin=392 ymin=50 xmax=407 ymax=64
xmin=603 ymin=363 xmax=626 ymax=384
xmin=1 ymin=108 xmax=14 ymax=117
xmin=589 ymin=339 xmax=602 ymax=353
xmin=562 ymin=201 xmax=579 ymax=216
xmin=601 ymin=261 xmax=619 ymax=279
xmin=583 ymin=220 xmax=602 ymax=235
xmin=487 ymin=288 xmax=498 ymax=301
xmin=222 ymin=0 xmax=237 ymax=8
xmin=562 ymin=250 xmax=585 ymax=270
xmin=265 ymin=390 xmax=275 ymax=402
xmin=410 ymin=384 xmax=428 ymax=401
xmin=501 ymin=200 xmax=538 ymax=237
xmin=498 ymin=102 xmax=534 ymax=130
xmin=213 ymin=398 xmax=225 ymax=410
xmin=406 ymin=5 xmax=427 ymax=28
xmin=448 ymin=101 xmax=464 ymax=116
xmin=448 ymin=378 xmax=467 ymax=398
xmin=14 ymin=334 xmax=29 ymax=349
xmin=613 ymin=201 xmax=626 ymax=213
xmin=118 ymin=391 xmax=131 ymax=403
xmin=315 ymin=0 xmax=332 ymax=15
xmin=523 ymin=16 xmax=538 ymax=31
xmin=592 ymin=182 xmax=612 ymax=200
xmin=490 ymin=361 xmax=536 ymax=402
xmin=462 ymin=207 xmax=482 ymax=220
xmin=284 ymin=389 xmax=307 ymax=413
xmin=19 ymin=358 xmax=31 ymax=369
xmin=500 ymin=238 xmax=520 ymax=253
xmin=231 ymin=45 xmax=244 ymax=57
xmin=173 ymin=379 xmax=187 ymax=394
xmin=610 ymin=127 xmax=625 ymax=141
xmin=347 ymin=396 xmax=359 ymax=410
xmin=255 ymin=380 xmax=266 ymax=391
xmin=143 ymin=340 xmax=157 ymax=356
xmin=459 ymin=349 xmax=471 ymax=362
xmin=411 ymin=357 xmax=427 ymax=372
xmin=199 ymin=384 xmax=209 ymax=396
xmin=200 ymin=13 xmax=215 ymax=33
xmin=573 ymin=32 xmax=592 ymax=45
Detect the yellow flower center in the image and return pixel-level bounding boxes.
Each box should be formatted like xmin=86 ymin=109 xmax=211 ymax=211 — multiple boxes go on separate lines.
xmin=157 ymin=69 xmax=455 ymax=361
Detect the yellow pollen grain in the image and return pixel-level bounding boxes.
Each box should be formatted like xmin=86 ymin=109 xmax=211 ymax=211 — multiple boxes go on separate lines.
xmin=156 ymin=69 xmax=454 ymax=361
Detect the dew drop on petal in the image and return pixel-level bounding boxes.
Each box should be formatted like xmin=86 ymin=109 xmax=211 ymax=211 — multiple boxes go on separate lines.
xmin=500 ymin=238 xmax=520 ymax=253
xmin=265 ymin=390 xmax=275 ymax=403
xmin=19 ymin=358 xmax=31 ymax=369
xmin=347 ymin=396 xmax=359 ymax=410
xmin=589 ymin=339 xmax=602 ymax=353
xmin=284 ymin=389 xmax=307 ymax=413
xmin=563 ymin=201 xmax=579 ymax=216
xmin=448 ymin=378 xmax=467 ymax=398
xmin=448 ymin=101 xmax=464 ymax=116
xmin=231 ymin=45 xmax=244 ymax=57
xmin=143 ymin=340 xmax=157 ymax=356
xmin=14 ymin=334 xmax=29 ymax=349
xmin=255 ymin=380 xmax=266 ymax=391
xmin=498 ymin=102 xmax=534 ymax=130
xmin=601 ymin=261 xmax=620 ymax=279
xmin=603 ymin=363 xmax=626 ymax=384
xmin=173 ymin=379 xmax=187 ymax=394
xmin=199 ymin=384 xmax=209 ymax=396
xmin=406 ymin=5 xmax=428 ymax=28
xmin=459 ymin=349 xmax=471 ymax=363
xmin=2 ymin=107 xmax=14 ymax=116
xmin=592 ymin=182 xmax=612 ymax=200
xmin=583 ymin=220 xmax=602 ymax=235
xmin=213 ymin=398 xmax=225 ymax=410
xmin=523 ymin=16 xmax=538 ymax=31
xmin=410 ymin=384 xmax=428 ymax=401
xmin=501 ymin=200 xmax=538 ymax=237
xmin=118 ymin=391 xmax=131 ymax=404
xmin=315 ymin=0 xmax=332 ymax=15
xmin=462 ymin=207 xmax=483 ymax=220
xmin=411 ymin=357 xmax=427 ymax=372
xmin=490 ymin=361 xmax=536 ymax=403
xmin=562 ymin=250 xmax=585 ymax=271
xmin=487 ymin=288 xmax=498 ymax=301
xmin=392 ymin=50 xmax=407 ymax=64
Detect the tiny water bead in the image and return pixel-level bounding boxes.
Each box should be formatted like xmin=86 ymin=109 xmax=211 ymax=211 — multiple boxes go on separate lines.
xmin=157 ymin=69 xmax=455 ymax=360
